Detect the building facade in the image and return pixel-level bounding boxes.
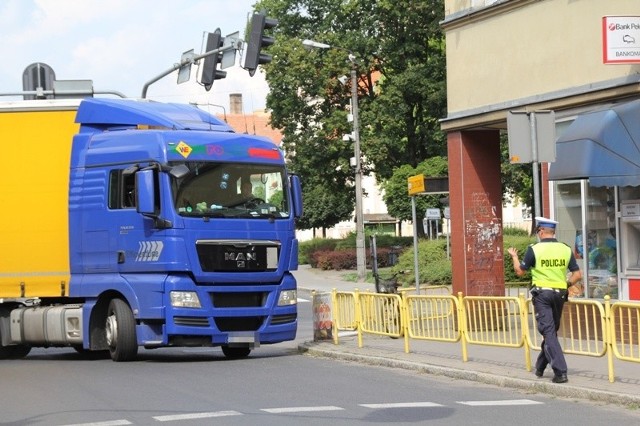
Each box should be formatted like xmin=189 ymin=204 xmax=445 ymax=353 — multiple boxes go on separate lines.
xmin=442 ymin=0 xmax=640 ymax=299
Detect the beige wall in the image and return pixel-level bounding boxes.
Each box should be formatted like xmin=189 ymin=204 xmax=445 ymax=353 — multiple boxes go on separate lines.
xmin=444 ymin=0 xmax=639 ymax=119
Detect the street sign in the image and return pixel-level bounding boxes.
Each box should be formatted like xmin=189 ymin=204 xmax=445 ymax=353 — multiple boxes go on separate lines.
xmin=408 ymin=175 xmax=449 ymax=195
xmin=425 ymin=208 xmax=441 ymax=219
xmin=177 ymin=49 xmax=194 ymax=84
xmin=408 ymin=174 xmax=425 ymax=195
xmin=507 ymin=110 xmax=556 ymax=163
xmin=602 ymin=16 xmax=640 ymax=64
xmin=221 ymin=31 xmax=240 ymax=69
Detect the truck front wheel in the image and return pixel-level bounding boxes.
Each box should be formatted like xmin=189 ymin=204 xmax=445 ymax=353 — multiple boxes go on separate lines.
xmin=105 ymin=299 xmax=138 ymax=362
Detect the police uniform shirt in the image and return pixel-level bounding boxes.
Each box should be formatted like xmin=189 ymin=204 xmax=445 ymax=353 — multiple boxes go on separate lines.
xmin=520 ymin=237 xmax=580 ymax=287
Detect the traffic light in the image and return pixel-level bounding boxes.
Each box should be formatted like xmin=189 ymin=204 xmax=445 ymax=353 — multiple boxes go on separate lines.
xmin=201 ymin=28 xmax=227 ymax=91
xmin=243 ymin=12 xmax=278 ymax=77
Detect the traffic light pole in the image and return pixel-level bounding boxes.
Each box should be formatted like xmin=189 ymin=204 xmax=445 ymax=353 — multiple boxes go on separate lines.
xmin=351 ymin=64 xmax=366 ymax=282
xmin=141 ymin=41 xmax=240 ymax=99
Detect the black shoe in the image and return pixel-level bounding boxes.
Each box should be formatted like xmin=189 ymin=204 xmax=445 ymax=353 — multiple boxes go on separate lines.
xmin=552 ymin=374 xmax=568 ymax=383
xmin=535 ymin=369 xmax=544 ymax=377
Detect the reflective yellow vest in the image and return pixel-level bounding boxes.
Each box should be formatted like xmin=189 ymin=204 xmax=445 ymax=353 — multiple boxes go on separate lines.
xmin=531 ymin=242 xmax=572 ymax=289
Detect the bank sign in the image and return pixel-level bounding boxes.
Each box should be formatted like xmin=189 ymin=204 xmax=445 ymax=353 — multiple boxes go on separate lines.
xmin=603 ymin=16 xmax=640 ymax=64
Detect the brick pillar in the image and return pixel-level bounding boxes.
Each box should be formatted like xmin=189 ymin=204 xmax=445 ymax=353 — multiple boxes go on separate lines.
xmin=447 ymin=130 xmax=504 ymax=296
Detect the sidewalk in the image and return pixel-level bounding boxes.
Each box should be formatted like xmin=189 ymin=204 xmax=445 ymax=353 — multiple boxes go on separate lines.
xmin=293 ymin=265 xmax=640 ymax=408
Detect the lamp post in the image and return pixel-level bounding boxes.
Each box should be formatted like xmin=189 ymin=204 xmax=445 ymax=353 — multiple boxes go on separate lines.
xmin=302 ymin=39 xmax=366 ymax=281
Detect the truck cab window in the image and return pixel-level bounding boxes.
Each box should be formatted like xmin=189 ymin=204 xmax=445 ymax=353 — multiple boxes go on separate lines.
xmin=108 ymin=170 xmax=136 ymax=209
xmin=171 ymin=161 xmax=289 ymax=218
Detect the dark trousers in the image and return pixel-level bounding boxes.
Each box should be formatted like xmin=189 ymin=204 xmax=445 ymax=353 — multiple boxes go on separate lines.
xmin=532 ymin=290 xmax=567 ymax=376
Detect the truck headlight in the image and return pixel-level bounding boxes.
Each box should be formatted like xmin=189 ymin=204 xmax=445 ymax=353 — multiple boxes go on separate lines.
xmin=278 ymin=289 xmax=297 ymax=306
xmin=170 ymin=291 xmax=201 ymax=308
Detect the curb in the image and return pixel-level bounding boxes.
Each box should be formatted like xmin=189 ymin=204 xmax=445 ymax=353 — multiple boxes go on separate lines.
xmin=298 ymin=342 xmax=640 ymax=409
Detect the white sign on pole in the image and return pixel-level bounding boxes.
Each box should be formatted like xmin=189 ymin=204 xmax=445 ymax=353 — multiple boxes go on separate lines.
xmin=425 ymin=208 xmax=441 ymax=220
xmin=602 ymin=16 xmax=640 ymax=64
xmin=507 ymin=111 xmax=556 ymax=164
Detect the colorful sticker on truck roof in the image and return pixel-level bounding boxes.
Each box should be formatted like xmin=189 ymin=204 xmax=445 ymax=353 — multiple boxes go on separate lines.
xmin=175 ymin=141 xmax=192 ymax=158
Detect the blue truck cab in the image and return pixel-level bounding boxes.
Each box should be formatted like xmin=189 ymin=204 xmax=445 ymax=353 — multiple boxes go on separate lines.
xmin=0 ymin=98 xmax=303 ymax=361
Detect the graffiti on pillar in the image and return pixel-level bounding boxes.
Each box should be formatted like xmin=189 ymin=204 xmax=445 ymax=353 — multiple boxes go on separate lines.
xmin=465 ymin=191 xmax=502 ymax=296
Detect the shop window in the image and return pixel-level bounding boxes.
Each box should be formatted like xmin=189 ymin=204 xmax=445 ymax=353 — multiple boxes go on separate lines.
xmin=553 ymin=181 xmax=618 ymax=299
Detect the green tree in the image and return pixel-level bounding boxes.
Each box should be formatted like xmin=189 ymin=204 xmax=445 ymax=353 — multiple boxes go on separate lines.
xmin=253 ymin=0 xmax=447 ymax=230
xmin=500 ymin=133 xmax=534 ymax=233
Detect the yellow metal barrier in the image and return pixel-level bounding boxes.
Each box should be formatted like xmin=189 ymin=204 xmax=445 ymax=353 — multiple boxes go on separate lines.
xmin=357 ymin=291 xmax=404 ymax=344
xmin=462 ymin=294 xmax=530 ymax=367
xmin=525 ymin=298 xmax=608 ymax=356
xmin=327 ymin=284 xmax=640 ymax=383
xmin=608 ymin=299 xmax=640 ymax=365
xmin=403 ymin=293 xmax=462 ymax=354
xmin=331 ymin=289 xmax=358 ymax=344
xmin=560 ymin=299 xmax=608 ymax=357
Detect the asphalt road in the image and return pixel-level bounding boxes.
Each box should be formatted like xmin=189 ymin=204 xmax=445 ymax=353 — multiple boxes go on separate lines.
xmin=1 ymin=289 xmax=638 ymax=425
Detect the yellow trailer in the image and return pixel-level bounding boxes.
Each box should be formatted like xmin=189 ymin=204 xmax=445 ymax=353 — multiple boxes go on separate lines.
xmin=0 ymin=100 xmax=80 ymax=298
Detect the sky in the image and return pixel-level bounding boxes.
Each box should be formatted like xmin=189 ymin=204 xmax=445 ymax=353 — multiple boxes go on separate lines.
xmin=0 ymin=0 xmax=269 ymax=113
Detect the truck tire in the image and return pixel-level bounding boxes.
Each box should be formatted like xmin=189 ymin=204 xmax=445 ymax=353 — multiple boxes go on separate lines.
xmin=0 ymin=344 xmax=31 ymax=359
xmin=221 ymin=345 xmax=251 ymax=359
xmin=105 ymin=299 xmax=138 ymax=362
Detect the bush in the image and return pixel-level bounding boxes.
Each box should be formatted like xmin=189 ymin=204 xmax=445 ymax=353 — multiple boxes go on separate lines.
xmin=503 ymin=226 xmax=530 ymax=237
xmin=312 ymin=249 xmax=356 ymax=270
xmin=302 ymin=233 xmax=536 ymax=285
xmin=299 ymin=238 xmax=340 ymax=265
xmin=392 ymin=238 xmax=451 ymax=286
xmin=503 ymin=234 xmax=536 ymax=283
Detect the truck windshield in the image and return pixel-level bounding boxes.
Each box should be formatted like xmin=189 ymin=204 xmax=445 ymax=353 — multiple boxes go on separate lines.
xmin=170 ymin=161 xmax=290 ymax=219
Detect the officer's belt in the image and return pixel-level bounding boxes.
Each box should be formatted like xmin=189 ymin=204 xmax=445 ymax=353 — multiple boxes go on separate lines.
xmin=532 ymin=282 xmax=566 ymax=290
xmin=533 ymin=287 xmax=566 ymax=293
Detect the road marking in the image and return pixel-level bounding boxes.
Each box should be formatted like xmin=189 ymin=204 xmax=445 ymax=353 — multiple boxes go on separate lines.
xmin=457 ymin=399 xmax=543 ymax=406
xmin=64 ymin=421 xmax=132 ymax=426
xmin=262 ymin=406 xmax=344 ymax=413
xmin=153 ymin=411 xmax=242 ymax=421
xmin=360 ymin=402 xmax=444 ymax=409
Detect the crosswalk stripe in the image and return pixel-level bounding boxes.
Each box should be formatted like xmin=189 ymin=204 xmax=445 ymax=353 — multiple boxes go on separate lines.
xmin=360 ymin=402 xmax=444 ymax=409
xmin=457 ymin=399 xmax=543 ymax=406
xmin=262 ymin=406 xmax=344 ymax=413
xmin=153 ymin=411 xmax=242 ymax=421
xmin=63 ymin=421 xmax=132 ymax=426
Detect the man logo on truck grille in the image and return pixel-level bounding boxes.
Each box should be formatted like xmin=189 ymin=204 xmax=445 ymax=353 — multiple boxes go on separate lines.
xmin=136 ymin=241 xmax=164 ymax=261
xmin=225 ymin=252 xmax=256 ymax=268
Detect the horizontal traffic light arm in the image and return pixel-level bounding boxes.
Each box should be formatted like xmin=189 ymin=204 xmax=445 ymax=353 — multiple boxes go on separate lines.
xmin=141 ymin=40 xmax=242 ymax=98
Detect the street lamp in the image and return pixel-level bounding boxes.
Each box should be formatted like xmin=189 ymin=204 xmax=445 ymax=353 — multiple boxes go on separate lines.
xmin=302 ymin=39 xmax=366 ymax=281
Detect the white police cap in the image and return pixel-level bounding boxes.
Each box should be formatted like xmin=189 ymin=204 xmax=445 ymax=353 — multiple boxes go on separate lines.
xmin=535 ymin=216 xmax=558 ymax=229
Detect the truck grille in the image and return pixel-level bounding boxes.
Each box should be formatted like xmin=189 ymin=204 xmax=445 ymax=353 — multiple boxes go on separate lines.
xmin=196 ymin=239 xmax=280 ymax=272
xmin=174 ymin=316 xmax=210 ymax=327
xmin=211 ymin=292 xmax=266 ymax=308
xmin=270 ymin=314 xmax=297 ymax=325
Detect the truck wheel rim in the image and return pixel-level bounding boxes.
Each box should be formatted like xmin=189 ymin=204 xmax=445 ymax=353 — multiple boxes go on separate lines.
xmin=106 ymin=314 xmax=118 ymax=348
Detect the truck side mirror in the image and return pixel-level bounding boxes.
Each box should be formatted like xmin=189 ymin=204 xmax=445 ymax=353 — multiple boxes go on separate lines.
xmin=290 ymin=175 xmax=303 ymax=218
xmin=136 ymin=169 xmax=157 ymax=216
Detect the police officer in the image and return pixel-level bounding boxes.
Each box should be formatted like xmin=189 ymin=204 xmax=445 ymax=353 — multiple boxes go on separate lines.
xmin=508 ymin=217 xmax=582 ymax=384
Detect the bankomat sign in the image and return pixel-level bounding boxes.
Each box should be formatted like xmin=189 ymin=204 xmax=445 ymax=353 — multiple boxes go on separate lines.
xmin=602 ymin=16 xmax=640 ymax=64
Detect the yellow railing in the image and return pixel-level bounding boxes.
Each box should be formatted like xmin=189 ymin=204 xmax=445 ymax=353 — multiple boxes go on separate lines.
xmin=329 ymin=289 xmax=640 ymax=383
xmin=357 ymin=291 xmax=404 ymax=345
xmin=608 ymin=300 xmax=640 ymax=363
xmin=330 ymin=290 xmax=358 ymax=344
